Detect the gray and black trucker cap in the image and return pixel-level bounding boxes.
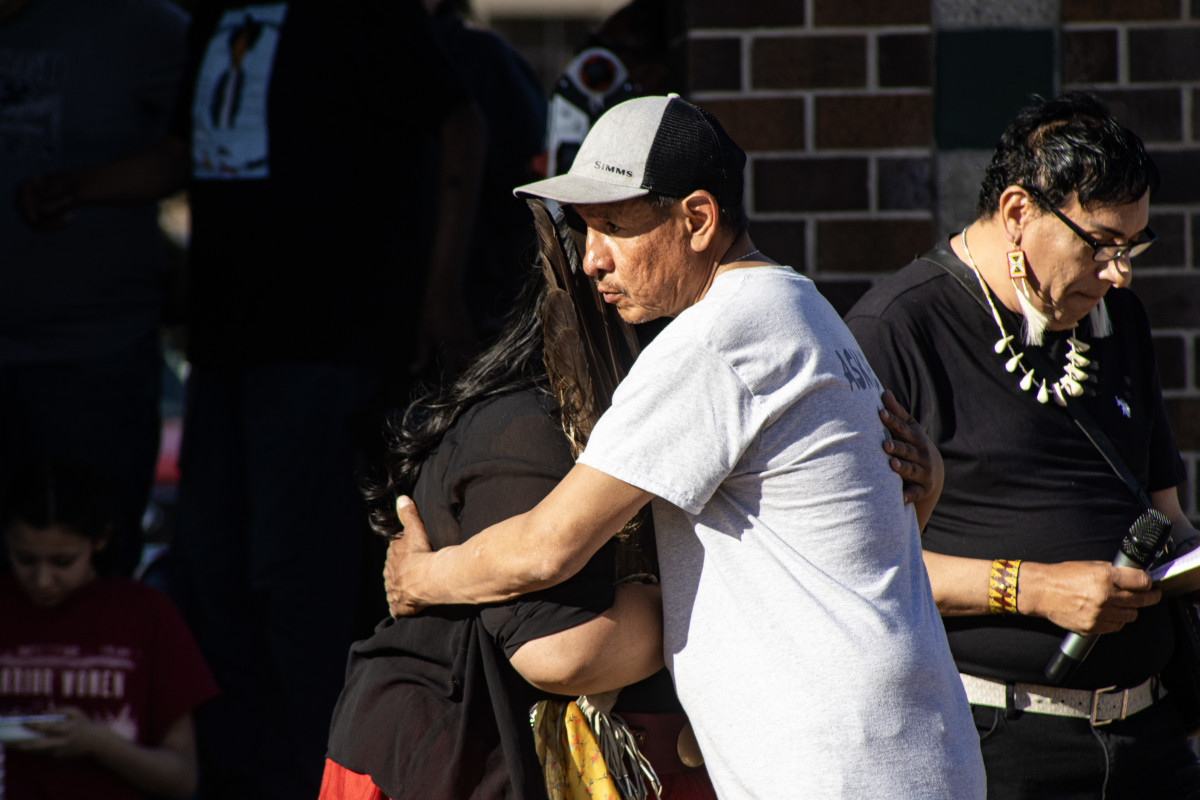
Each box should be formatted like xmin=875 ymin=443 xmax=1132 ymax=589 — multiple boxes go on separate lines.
xmin=514 ymin=94 xmax=746 ymax=207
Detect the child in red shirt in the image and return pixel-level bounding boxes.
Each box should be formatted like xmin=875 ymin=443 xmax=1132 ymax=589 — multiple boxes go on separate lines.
xmin=1 ymin=457 xmax=219 ymax=800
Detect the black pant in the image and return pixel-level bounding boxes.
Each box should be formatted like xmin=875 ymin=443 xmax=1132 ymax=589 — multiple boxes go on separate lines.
xmin=973 ymin=694 xmax=1200 ymax=799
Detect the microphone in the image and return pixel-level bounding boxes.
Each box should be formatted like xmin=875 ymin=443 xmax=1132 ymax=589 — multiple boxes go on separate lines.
xmin=1044 ymin=508 xmax=1173 ymax=684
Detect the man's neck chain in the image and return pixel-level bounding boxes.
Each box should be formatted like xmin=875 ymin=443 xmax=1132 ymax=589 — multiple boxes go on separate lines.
xmin=725 ymin=247 xmax=761 ymax=264
xmin=960 ymin=227 xmax=1092 ymax=406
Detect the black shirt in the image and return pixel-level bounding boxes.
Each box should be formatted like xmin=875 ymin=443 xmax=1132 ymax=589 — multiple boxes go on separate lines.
xmin=174 ymin=1 xmax=469 ymax=367
xmin=326 ymin=392 xmax=613 ymax=800
xmin=846 ymin=243 xmax=1186 ymax=689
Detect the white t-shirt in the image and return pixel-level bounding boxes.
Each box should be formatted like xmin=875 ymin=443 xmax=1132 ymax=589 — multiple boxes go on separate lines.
xmin=580 ymin=266 xmax=984 ymax=799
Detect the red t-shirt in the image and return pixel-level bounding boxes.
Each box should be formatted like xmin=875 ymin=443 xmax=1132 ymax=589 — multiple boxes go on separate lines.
xmin=0 ymin=575 xmax=219 ymax=799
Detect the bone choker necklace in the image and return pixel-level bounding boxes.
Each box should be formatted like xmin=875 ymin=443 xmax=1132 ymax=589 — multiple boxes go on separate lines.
xmin=960 ymin=228 xmax=1092 ymax=406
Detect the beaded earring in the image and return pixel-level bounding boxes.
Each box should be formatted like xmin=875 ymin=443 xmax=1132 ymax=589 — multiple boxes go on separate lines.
xmin=961 ymin=227 xmax=1093 ymax=406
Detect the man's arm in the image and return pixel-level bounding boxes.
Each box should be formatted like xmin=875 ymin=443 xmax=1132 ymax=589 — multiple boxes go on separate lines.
xmin=386 ymin=463 xmax=653 ymax=616
xmin=1154 ymin=485 xmax=1200 ymax=553
xmin=922 ymin=550 xmax=1160 ymax=636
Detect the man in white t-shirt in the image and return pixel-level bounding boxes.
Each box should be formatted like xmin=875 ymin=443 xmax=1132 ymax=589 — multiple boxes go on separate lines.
xmin=383 ymin=94 xmax=985 ymax=799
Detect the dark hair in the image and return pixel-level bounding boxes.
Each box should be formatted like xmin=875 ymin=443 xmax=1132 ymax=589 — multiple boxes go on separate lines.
xmin=644 ymin=191 xmax=748 ymax=237
xmin=976 ymin=91 xmax=1159 ymax=218
xmin=1 ymin=457 xmax=117 ymax=570
xmin=364 ymin=269 xmax=553 ymax=539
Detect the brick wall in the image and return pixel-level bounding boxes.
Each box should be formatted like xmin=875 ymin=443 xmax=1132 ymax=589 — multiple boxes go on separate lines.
xmin=685 ymin=0 xmax=1200 ymax=521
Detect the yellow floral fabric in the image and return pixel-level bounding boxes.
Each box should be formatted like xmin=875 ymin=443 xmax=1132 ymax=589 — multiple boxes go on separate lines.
xmin=532 ymin=699 xmax=622 ymax=800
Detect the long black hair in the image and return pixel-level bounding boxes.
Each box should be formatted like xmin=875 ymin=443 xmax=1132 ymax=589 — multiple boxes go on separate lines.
xmin=364 ymin=269 xmax=553 ymax=540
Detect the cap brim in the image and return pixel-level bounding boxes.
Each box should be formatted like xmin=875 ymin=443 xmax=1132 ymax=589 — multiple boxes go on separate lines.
xmin=513 ymin=173 xmax=649 ymax=205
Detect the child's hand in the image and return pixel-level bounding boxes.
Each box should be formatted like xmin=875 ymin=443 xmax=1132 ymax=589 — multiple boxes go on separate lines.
xmin=12 ymin=707 xmax=105 ymax=758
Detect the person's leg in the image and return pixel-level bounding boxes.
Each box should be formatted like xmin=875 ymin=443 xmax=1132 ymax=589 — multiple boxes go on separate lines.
xmin=169 ymin=366 xmax=266 ymax=799
xmin=973 ymin=704 xmax=1110 ymax=799
xmin=241 ymin=363 xmax=373 ymax=799
xmin=1100 ymin=698 xmax=1200 ymax=800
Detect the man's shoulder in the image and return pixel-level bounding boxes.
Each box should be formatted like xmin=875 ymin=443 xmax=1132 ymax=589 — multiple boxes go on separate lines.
xmin=845 ymin=248 xmax=960 ymax=324
xmin=700 ymin=266 xmax=824 ymax=323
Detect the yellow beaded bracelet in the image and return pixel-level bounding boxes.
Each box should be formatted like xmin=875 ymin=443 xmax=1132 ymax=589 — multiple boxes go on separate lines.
xmin=988 ymin=559 xmax=1021 ymax=614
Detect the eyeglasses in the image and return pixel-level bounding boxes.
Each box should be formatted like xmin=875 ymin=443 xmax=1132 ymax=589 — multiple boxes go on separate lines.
xmin=1023 ymin=187 xmax=1156 ymax=262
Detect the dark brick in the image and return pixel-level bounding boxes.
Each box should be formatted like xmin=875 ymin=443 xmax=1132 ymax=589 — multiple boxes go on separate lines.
xmin=816 ymin=94 xmax=932 ymax=149
xmin=935 ymin=29 xmax=1054 ymax=150
xmin=751 ymin=220 xmax=807 ymax=272
xmin=1148 ymin=149 xmax=1200 ymax=204
xmin=689 ymin=38 xmax=742 ymax=92
xmin=1153 ymin=334 xmax=1187 ymax=390
xmin=878 ymin=157 xmax=932 ymax=211
xmin=754 ymin=158 xmax=869 ymax=212
xmin=878 ymin=33 xmax=931 ymax=89
xmin=752 ymin=35 xmax=867 ymax=90
xmin=698 ymin=97 xmax=806 ymax=152
xmin=690 ymin=0 xmax=805 ymax=29
xmin=1194 ymin=214 xmax=1200 ymax=267
xmin=1130 ymin=29 xmax=1200 ymax=82
xmin=1062 ymin=29 xmax=1118 ymax=84
xmin=1194 ymin=89 xmax=1200 ymax=142
xmin=1063 ymin=0 xmax=1179 ymax=21
xmin=813 ymin=0 xmax=929 ymax=27
xmin=816 ymin=219 xmax=935 ymax=273
xmin=1140 ymin=212 xmax=1185 ymax=268
xmin=814 ymin=278 xmax=874 ymax=317
xmin=1093 ymin=88 xmax=1181 ymax=143
xmin=1135 ymin=274 xmax=1200 ymax=327
xmin=1165 ymin=397 xmax=1200 ymax=452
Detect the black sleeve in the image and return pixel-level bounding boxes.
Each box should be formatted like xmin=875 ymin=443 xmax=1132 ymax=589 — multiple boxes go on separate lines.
xmin=434 ymin=394 xmax=616 ymax=659
xmin=1119 ymin=293 xmax=1187 ymax=493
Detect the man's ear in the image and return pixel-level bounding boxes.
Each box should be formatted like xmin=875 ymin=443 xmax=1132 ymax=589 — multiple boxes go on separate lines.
xmin=680 ymin=190 xmax=720 ymax=252
xmin=997 ymin=185 xmax=1036 ymax=243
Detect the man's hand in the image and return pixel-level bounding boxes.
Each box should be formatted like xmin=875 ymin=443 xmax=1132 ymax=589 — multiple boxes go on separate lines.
xmin=1019 ymin=560 xmax=1161 ymax=636
xmin=878 ymin=390 xmax=943 ymax=530
xmin=879 ymin=390 xmax=942 ymax=507
xmin=384 ymin=496 xmax=434 ymax=617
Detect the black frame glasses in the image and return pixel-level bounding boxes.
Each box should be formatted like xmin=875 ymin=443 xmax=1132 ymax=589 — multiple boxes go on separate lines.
xmin=1023 ymin=187 xmax=1156 ymax=262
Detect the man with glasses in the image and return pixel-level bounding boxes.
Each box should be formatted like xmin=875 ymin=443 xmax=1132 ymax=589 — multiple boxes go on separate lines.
xmin=847 ymin=92 xmax=1200 ymax=799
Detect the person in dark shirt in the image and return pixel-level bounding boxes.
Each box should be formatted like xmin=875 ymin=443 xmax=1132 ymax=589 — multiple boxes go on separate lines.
xmin=846 ymin=91 xmax=1200 ymax=799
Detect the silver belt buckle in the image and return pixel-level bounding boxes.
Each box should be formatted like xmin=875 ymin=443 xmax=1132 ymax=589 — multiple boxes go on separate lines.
xmin=1089 ymin=685 xmax=1125 ymax=726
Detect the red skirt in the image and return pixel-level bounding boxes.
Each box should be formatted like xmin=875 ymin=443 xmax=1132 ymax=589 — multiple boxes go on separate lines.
xmin=318 ymin=758 xmax=388 ymax=800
